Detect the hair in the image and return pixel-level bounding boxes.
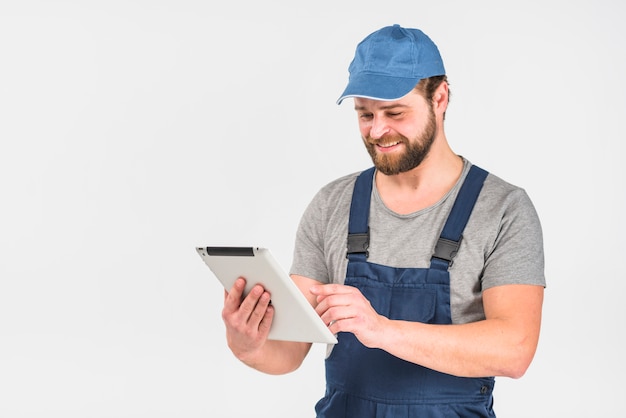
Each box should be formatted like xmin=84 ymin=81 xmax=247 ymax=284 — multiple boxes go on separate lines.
xmin=415 ymin=75 xmax=449 ymax=102
xmin=414 ymin=75 xmax=450 ymax=119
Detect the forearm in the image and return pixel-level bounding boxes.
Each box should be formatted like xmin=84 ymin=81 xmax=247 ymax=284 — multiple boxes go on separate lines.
xmin=377 ymin=317 xmax=538 ymax=378
xmin=316 ymin=283 xmax=544 ymax=378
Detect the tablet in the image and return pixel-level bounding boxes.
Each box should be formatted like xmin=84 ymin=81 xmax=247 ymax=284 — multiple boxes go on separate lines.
xmin=196 ymin=246 xmax=337 ymax=344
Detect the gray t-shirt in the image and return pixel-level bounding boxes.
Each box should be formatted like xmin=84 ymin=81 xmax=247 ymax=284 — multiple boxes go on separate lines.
xmin=290 ymin=158 xmax=545 ymax=325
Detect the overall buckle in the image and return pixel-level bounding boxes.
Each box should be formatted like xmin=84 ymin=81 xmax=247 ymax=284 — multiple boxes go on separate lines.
xmin=347 ymin=232 xmax=369 ymax=258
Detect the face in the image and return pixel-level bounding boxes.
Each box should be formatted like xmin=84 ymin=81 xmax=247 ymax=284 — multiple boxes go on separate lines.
xmin=355 ymin=92 xmax=437 ymax=176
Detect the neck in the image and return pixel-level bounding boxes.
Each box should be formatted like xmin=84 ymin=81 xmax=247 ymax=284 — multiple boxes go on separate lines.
xmin=375 ymin=141 xmax=463 ymax=214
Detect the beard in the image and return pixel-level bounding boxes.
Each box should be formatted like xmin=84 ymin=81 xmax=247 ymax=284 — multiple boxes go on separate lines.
xmin=363 ymin=109 xmax=437 ymax=176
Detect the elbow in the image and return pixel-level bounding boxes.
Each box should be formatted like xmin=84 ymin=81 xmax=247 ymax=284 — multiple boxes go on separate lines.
xmin=261 ymin=354 xmax=307 ymax=375
xmin=498 ymin=342 xmax=538 ymax=379
xmin=259 ymin=364 xmax=301 ymax=376
xmin=240 ymin=355 xmax=303 ymax=375
xmin=236 ymin=341 xmax=310 ymax=375
xmin=497 ymin=356 xmax=532 ymax=379
xmin=505 ymin=362 xmax=529 ymax=380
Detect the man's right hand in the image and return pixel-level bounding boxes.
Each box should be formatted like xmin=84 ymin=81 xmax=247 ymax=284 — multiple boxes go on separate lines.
xmin=222 ymin=277 xmax=274 ymax=362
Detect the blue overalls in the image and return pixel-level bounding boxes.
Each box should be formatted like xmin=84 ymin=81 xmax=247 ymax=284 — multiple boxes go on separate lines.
xmin=315 ymin=165 xmax=496 ymax=418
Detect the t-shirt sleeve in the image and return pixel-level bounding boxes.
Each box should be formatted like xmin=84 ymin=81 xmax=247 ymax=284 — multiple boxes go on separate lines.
xmin=289 ymin=188 xmax=332 ymax=284
xmin=480 ymin=187 xmax=546 ymax=290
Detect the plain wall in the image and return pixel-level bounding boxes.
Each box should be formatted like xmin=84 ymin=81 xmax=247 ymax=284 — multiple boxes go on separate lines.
xmin=1 ymin=1 xmax=624 ymax=416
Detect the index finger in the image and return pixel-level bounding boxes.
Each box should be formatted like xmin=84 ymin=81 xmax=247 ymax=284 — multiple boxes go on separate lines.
xmin=310 ymin=283 xmax=354 ymax=296
xmin=223 ymin=277 xmax=246 ymax=311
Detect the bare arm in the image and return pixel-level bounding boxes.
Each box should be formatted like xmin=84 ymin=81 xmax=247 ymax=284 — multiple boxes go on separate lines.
xmin=221 ymin=275 xmax=320 ymax=375
xmin=311 ymin=283 xmax=543 ymax=378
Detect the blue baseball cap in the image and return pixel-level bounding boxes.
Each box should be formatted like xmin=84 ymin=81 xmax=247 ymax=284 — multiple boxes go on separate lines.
xmin=337 ymin=24 xmax=446 ymax=105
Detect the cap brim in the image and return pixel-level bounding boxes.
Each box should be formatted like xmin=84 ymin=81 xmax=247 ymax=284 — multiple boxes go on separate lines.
xmin=336 ymin=73 xmax=420 ymax=105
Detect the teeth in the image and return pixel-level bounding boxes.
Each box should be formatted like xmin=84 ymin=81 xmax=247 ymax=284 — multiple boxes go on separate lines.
xmin=378 ymin=141 xmax=400 ymax=148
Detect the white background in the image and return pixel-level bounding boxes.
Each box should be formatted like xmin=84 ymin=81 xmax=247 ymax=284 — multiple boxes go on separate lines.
xmin=1 ymin=1 xmax=624 ymax=417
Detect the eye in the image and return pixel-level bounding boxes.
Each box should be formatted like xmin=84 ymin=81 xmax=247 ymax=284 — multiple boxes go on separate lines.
xmin=358 ymin=113 xmax=373 ymax=121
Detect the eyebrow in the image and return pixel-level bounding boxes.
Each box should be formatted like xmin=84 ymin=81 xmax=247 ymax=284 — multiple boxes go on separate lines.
xmin=354 ymin=103 xmax=410 ymax=111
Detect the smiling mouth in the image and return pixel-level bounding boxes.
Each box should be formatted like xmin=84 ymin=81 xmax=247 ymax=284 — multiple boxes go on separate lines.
xmin=376 ymin=141 xmax=401 ymax=149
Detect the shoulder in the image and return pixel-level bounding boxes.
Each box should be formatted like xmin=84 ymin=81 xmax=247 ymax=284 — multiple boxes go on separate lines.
xmin=307 ymin=170 xmax=363 ymax=210
xmin=469 ymin=163 xmax=538 ymax=217
xmin=481 ymin=170 xmax=540 ymax=222
xmin=464 ymin=163 xmax=545 ymax=288
xmin=298 ymin=169 xmax=366 ymax=232
xmin=465 ymin=162 xmax=544 ymax=259
xmin=318 ymin=170 xmax=362 ymax=195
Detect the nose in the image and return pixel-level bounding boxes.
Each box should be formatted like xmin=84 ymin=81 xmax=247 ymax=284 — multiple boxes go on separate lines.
xmin=369 ymin=116 xmax=390 ymax=139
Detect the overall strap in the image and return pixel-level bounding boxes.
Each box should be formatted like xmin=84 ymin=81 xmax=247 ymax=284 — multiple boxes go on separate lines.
xmin=346 ymin=167 xmax=375 ymax=262
xmin=430 ymin=165 xmax=489 ymax=271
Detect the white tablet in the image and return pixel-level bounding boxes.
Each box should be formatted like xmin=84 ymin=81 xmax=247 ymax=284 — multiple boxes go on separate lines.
xmin=196 ymin=246 xmax=337 ymax=344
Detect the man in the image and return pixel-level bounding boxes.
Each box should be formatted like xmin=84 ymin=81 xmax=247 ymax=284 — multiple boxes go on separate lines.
xmin=222 ymin=24 xmax=545 ymax=417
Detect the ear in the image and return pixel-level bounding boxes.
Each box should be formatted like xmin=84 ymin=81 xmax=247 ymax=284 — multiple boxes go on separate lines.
xmin=432 ymin=82 xmax=449 ymax=115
